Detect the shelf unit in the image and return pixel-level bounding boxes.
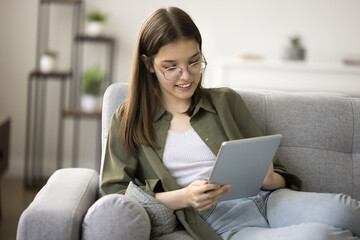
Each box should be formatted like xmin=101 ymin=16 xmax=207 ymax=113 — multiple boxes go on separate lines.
xmin=64 ymin=34 xmax=115 ymax=170
xmin=24 ymin=0 xmax=115 ymax=188
xmin=24 ymin=0 xmax=82 ymax=188
xmin=71 ymin=34 xmax=115 ymax=109
xmin=24 ymin=71 xmax=71 ymax=188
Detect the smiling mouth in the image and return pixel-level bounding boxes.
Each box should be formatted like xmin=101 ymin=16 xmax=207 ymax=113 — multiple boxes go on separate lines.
xmin=176 ymin=83 xmax=192 ymax=88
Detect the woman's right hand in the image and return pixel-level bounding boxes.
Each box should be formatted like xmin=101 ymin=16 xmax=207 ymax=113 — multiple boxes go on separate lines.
xmin=183 ymin=180 xmax=231 ymax=212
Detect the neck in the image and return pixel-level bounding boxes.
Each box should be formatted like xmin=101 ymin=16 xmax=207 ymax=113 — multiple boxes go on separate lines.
xmin=162 ymin=98 xmax=191 ymax=115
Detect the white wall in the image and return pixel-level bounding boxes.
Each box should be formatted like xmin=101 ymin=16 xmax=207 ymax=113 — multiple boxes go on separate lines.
xmin=0 ymin=0 xmax=38 ymax=177
xmin=85 ymin=0 xmax=360 ymax=83
xmin=1 ymin=0 xmax=360 ymax=177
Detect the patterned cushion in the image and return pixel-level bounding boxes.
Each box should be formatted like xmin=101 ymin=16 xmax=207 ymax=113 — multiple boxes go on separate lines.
xmin=125 ymin=181 xmax=193 ymax=240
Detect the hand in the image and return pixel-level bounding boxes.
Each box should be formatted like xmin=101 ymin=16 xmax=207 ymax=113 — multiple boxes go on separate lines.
xmin=262 ymin=163 xmax=286 ymax=190
xmin=183 ymin=180 xmax=231 ymax=212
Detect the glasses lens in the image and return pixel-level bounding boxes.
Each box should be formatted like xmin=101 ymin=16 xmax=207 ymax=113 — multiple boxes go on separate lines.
xmin=188 ymin=61 xmax=207 ymax=75
xmin=164 ymin=67 xmax=182 ymax=81
xmin=162 ymin=61 xmax=207 ymax=80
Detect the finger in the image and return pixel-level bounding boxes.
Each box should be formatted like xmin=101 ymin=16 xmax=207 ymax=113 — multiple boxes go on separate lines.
xmin=199 ymin=187 xmax=230 ymax=210
xmin=201 ymin=192 xmax=212 ymax=202
xmin=267 ymin=163 xmax=274 ymax=173
xmin=193 ymin=184 xmax=229 ymax=208
xmin=207 ymin=185 xmax=231 ymax=199
xmin=202 ymin=183 xmax=221 ymax=192
xmin=191 ymin=180 xmax=206 ymax=186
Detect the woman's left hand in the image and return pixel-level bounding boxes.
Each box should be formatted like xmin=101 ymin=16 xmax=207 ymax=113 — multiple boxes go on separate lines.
xmin=262 ymin=163 xmax=286 ymax=190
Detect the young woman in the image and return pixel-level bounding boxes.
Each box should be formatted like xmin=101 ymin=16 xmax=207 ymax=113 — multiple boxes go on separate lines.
xmin=101 ymin=7 xmax=360 ymax=240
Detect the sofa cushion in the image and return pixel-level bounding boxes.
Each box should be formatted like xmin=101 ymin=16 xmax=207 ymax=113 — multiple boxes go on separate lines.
xmin=240 ymin=90 xmax=360 ymax=200
xmin=266 ymin=94 xmax=353 ymax=152
xmin=125 ymin=181 xmax=193 ymax=240
xmin=265 ymin=94 xmax=355 ymax=195
xmin=82 ymin=194 xmax=151 ymax=240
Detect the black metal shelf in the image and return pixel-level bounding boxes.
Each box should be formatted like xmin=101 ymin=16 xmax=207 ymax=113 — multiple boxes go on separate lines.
xmin=75 ymin=34 xmax=115 ymax=43
xmin=40 ymin=0 xmax=82 ymax=4
xmin=63 ymin=108 xmax=102 ymax=118
xmin=29 ymin=70 xmax=72 ymax=79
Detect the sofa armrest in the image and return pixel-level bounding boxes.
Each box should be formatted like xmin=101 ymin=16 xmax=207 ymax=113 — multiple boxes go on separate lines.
xmin=17 ymin=168 xmax=99 ymax=240
xmin=82 ymin=194 xmax=151 ymax=240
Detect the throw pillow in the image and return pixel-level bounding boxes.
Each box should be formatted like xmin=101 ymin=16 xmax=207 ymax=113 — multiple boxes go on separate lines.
xmin=125 ymin=181 xmax=193 ymax=240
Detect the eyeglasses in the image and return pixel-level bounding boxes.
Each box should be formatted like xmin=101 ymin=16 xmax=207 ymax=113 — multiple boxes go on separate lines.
xmin=152 ymin=58 xmax=207 ymax=81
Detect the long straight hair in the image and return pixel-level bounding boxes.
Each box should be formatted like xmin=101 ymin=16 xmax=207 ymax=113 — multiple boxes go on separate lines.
xmin=120 ymin=7 xmax=204 ymax=155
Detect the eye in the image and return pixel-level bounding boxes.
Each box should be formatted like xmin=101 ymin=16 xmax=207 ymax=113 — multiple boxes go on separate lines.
xmin=165 ymin=66 xmax=178 ymax=72
xmin=189 ymin=61 xmax=200 ymax=66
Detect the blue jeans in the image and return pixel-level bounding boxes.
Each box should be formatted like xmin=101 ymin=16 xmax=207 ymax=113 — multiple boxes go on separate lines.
xmin=197 ymin=189 xmax=360 ymax=240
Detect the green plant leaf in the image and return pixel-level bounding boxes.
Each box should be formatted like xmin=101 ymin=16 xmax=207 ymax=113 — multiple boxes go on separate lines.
xmin=81 ymin=64 xmax=104 ymax=95
xmin=86 ymin=10 xmax=107 ymax=22
xmin=43 ymin=50 xmax=58 ymax=58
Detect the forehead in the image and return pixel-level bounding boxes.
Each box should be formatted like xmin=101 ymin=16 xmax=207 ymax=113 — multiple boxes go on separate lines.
xmin=155 ymin=39 xmax=200 ymax=61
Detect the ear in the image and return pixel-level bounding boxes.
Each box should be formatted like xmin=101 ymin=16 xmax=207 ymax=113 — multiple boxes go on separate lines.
xmin=141 ymin=54 xmax=155 ymax=73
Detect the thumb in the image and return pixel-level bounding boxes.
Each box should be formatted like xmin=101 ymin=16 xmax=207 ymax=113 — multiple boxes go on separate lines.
xmin=190 ymin=180 xmax=205 ymax=186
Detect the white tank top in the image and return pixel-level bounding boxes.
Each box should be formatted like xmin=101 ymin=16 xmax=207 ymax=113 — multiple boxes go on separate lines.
xmin=162 ymin=128 xmax=216 ymax=188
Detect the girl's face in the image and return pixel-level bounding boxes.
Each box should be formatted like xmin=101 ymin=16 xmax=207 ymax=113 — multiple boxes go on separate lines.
xmin=152 ymin=39 xmax=202 ymax=109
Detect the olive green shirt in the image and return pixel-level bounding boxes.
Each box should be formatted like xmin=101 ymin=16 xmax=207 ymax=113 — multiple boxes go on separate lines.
xmin=101 ymin=87 xmax=302 ymax=240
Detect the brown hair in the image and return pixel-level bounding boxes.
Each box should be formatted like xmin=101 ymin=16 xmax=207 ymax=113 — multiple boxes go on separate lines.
xmin=120 ymin=7 xmax=205 ymax=155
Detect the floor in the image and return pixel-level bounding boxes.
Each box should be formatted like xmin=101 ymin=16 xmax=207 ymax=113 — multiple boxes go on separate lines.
xmin=0 ymin=178 xmax=38 ymax=240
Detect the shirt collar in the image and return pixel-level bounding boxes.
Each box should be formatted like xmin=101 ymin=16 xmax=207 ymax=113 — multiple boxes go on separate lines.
xmin=153 ymin=104 xmax=168 ymax=122
xmin=192 ymin=93 xmax=217 ymax=117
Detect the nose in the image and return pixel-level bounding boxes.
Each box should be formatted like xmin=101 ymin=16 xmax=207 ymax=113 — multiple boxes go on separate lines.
xmin=179 ymin=67 xmax=191 ymax=80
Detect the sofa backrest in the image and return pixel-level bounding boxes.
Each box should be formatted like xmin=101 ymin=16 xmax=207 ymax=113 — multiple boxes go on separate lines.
xmin=101 ymin=83 xmax=360 ymax=200
xmin=100 ymin=83 xmax=129 ymax=177
xmin=239 ymin=90 xmax=360 ymax=200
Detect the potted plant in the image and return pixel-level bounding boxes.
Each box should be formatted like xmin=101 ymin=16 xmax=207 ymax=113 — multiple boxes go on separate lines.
xmin=283 ymin=35 xmax=306 ymax=61
xmin=81 ymin=64 xmax=104 ymax=112
xmin=40 ymin=50 xmax=58 ymax=73
xmin=85 ymin=10 xmax=108 ymax=36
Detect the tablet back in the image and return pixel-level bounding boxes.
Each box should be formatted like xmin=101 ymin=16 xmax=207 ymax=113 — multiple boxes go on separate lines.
xmin=208 ymin=134 xmax=282 ymax=201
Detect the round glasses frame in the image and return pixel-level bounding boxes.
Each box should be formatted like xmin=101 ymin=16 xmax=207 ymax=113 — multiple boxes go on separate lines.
xmin=152 ymin=58 xmax=207 ymax=81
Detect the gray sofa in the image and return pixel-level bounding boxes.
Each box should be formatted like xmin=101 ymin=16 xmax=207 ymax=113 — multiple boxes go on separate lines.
xmin=17 ymin=83 xmax=360 ymax=240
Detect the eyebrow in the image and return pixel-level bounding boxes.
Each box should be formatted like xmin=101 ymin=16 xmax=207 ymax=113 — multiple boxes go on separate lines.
xmin=161 ymin=52 xmax=201 ymax=63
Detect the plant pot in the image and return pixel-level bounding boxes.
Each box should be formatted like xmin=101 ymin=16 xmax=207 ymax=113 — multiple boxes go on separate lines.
xmin=283 ymin=45 xmax=306 ymax=61
xmin=81 ymin=94 xmax=102 ymax=112
xmin=40 ymin=55 xmax=56 ymax=73
xmin=85 ymin=21 xmax=105 ymax=36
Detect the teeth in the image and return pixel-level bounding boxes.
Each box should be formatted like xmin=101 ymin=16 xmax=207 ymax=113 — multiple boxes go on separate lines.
xmin=178 ymin=83 xmax=191 ymax=88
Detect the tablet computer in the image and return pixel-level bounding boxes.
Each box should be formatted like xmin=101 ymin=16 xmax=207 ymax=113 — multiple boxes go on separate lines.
xmin=208 ymin=134 xmax=282 ymax=201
